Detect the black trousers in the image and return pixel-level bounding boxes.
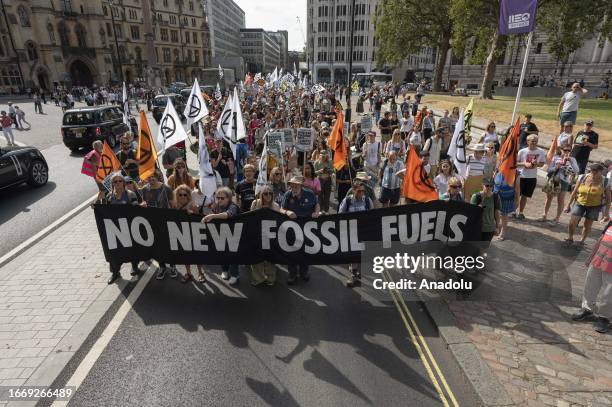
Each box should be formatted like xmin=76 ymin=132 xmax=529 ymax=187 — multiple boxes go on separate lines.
xmin=109 ymin=261 xmax=138 ymax=275
xmin=288 ymin=264 xmax=309 ymax=279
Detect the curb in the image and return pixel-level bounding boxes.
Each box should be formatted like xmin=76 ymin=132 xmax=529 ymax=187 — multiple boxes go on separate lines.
xmin=420 ymin=297 xmax=516 ymax=407
xmin=0 ymin=193 xmax=98 ymax=269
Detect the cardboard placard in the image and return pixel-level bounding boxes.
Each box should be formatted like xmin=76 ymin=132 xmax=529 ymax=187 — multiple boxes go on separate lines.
xmin=295 ymin=128 xmax=314 ymax=152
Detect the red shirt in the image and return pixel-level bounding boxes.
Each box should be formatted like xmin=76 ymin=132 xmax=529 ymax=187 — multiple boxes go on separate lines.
xmin=1 ymin=115 xmax=12 ymax=128
xmin=591 ymin=225 xmax=612 ymax=274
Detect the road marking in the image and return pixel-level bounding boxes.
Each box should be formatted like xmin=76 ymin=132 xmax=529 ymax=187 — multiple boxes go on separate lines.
xmin=0 ymin=192 xmax=99 ymax=268
xmin=381 ymin=269 xmax=458 ymax=407
xmin=51 ymin=268 xmax=154 ymax=407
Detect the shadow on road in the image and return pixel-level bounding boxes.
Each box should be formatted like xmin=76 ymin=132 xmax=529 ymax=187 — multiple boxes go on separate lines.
xmin=0 ymin=181 xmax=57 ymax=226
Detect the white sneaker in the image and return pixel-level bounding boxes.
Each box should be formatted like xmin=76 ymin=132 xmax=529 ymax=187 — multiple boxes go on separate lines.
xmin=228 ymin=276 xmax=239 ymax=286
xmin=221 ymin=271 xmax=229 ymax=280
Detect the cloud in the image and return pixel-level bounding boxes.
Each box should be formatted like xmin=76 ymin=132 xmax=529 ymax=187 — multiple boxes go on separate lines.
xmin=233 ymin=0 xmax=307 ymax=51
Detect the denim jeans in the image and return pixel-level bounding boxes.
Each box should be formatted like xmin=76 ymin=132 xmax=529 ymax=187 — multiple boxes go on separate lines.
xmin=222 ymin=264 xmax=240 ymax=278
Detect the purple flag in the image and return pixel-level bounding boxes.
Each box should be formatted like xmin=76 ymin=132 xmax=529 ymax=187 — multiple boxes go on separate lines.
xmin=499 ymin=0 xmax=538 ymax=35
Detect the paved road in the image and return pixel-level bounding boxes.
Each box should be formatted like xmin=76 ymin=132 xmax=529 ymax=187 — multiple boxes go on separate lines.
xmin=58 ymin=265 xmax=471 ymax=407
xmin=0 ymin=101 xmax=169 ymax=258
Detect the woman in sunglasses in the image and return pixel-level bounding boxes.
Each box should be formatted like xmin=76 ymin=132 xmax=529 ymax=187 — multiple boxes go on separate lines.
xmin=478 ymin=122 xmax=499 ymax=152
xmin=102 ymin=173 xmax=140 ymax=284
xmin=167 ymin=158 xmax=195 ymax=190
xmin=540 ymin=146 xmax=579 ymax=225
xmin=441 ymin=177 xmax=464 ymax=202
xmin=174 ymin=185 xmax=206 ymax=283
xmin=269 ymin=166 xmax=286 ymax=205
xmin=249 ymin=185 xmax=282 ymax=286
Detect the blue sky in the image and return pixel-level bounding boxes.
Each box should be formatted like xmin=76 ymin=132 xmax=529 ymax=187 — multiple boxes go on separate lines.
xmin=233 ymin=0 xmax=307 ymax=51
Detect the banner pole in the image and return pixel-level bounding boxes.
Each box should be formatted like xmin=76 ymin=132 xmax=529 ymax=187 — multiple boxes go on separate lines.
xmin=510 ymin=31 xmax=533 ymax=125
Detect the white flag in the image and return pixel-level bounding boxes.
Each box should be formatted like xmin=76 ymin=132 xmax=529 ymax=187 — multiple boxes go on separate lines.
xmin=198 ymin=123 xmax=217 ymax=201
xmin=254 ymin=72 xmax=262 ymax=82
xmin=215 ymin=82 xmax=222 ymax=101
xmin=156 ymin=97 xmax=188 ymax=152
xmin=270 ymin=67 xmax=278 ymax=84
xmin=216 ymin=91 xmax=233 ymax=141
xmin=185 ymin=78 xmax=209 ymax=128
xmin=232 ymin=87 xmax=247 ymax=148
xmin=122 ymin=82 xmax=129 ymax=127
xmin=447 ymin=110 xmax=467 ymax=178
xmin=293 ymin=62 xmax=297 ymax=77
xmin=218 ymin=64 xmax=224 ymax=78
xmin=255 ymin=137 xmax=268 ymax=195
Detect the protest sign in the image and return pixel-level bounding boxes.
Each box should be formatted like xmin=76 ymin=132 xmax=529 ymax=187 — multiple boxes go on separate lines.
xmin=94 ymin=201 xmax=483 ymax=266
xmin=295 ymin=128 xmax=314 ymax=152
xmin=267 ymin=131 xmax=284 ymax=157
xmin=361 ymin=115 xmax=372 ymax=134
xmin=282 ymin=128 xmax=295 ymax=148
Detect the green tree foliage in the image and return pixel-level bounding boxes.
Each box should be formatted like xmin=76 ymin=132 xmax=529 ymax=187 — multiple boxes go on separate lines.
xmin=538 ymin=0 xmax=612 ymax=62
xmin=375 ymin=0 xmax=452 ymax=91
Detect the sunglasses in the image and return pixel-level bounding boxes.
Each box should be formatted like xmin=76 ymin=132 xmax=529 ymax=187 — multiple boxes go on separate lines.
xmin=178 ymin=193 xmax=189 ymax=197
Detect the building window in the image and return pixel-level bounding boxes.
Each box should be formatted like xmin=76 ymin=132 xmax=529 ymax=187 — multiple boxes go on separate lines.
xmin=169 ymin=15 xmax=177 ymax=25
xmin=193 ymin=32 xmax=197 ymax=44
xmin=26 ymin=42 xmax=37 ymax=60
xmin=103 ymin=5 xmax=108 ymax=16
xmin=47 ymin=23 xmax=56 ymax=44
xmin=185 ymin=31 xmax=190 ymax=44
xmin=75 ymin=24 xmax=87 ymax=47
xmin=135 ymin=47 xmax=142 ymax=61
xmin=192 ymin=17 xmax=196 ymax=27
xmin=18 ymin=6 xmax=30 ymax=27
xmin=194 ymin=50 xmax=199 ymax=64
xmin=57 ymin=22 xmax=70 ymax=46
xmin=189 ymin=1 xmax=194 ymax=11
xmin=173 ymin=48 xmax=179 ymax=62
xmin=114 ymin=24 xmax=122 ymax=39
xmin=163 ymin=0 xmax=168 ymax=7
xmin=163 ymin=48 xmax=171 ymax=62
xmin=130 ymin=26 xmax=140 ymax=40
xmin=160 ymin=28 xmax=168 ymax=41
xmin=128 ymin=9 xmax=137 ymax=20
xmin=171 ymin=30 xmax=178 ymax=42
xmin=99 ymin=27 xmax=106 ymax=46
xmin=60 ymin=0 xmax=72 ymax=13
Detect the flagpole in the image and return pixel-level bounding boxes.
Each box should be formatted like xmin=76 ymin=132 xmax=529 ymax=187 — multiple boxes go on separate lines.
xmin=510 ymin=31 xmax=533 ymax=125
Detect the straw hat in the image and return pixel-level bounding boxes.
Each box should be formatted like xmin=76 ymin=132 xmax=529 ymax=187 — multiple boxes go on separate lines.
xmin=288 ymin=175 xmax=304 ymax=185
xmin=355 ymin=171 xmax=371 ymax=181
xmin=469 ymin=143 xmax=486 ymax=152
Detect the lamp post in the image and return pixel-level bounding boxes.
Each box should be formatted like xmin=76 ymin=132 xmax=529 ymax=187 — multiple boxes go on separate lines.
xmin=345 ymin=0 xmax=356 ymax=126
xmin=109 ymin=0 xmax=124 ymax=84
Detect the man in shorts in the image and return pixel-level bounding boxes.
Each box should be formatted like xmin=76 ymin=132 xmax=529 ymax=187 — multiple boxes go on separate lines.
xmin=515 ymin=135 xmax=546 ymax=219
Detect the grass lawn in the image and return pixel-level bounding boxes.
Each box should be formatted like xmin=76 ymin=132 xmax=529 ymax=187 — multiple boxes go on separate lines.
xmin=408 ymin=94 xmax=612 ymax=148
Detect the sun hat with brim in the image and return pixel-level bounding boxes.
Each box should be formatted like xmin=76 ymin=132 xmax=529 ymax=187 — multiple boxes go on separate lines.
xmin=469 ymin=143 xmax=486 ymax=152
xmin=355 ymin=171 xmax=371 ymax=181
xmin=288 ymin=176 xmax=304 ymax=185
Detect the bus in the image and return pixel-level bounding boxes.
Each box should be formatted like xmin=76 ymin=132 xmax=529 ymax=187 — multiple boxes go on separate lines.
xmin=354 ymin=72 xmax=393 ymax=88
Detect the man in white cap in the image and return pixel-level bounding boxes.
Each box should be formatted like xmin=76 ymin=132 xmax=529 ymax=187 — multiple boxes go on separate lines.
xmin=280 ymin=175 xmax=321 ymax=285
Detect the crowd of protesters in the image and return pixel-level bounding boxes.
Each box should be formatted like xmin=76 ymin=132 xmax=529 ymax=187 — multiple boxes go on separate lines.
xmin=82 ymin=78 xmax=611 ymax=333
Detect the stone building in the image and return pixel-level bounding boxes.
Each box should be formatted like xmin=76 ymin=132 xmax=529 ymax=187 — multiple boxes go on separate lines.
xmin=0 ymin=0 xmax=212 ymax=92
xmin=240 ymin=28 xmax=280 ymax=74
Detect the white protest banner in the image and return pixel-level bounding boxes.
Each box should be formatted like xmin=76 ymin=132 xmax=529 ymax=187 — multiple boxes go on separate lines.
xmin=295 ymin=128 xmax=314 ymax=152
xmin=361 ymin=114 xmax=372 ymax=134
xmin=267 ymin=131 xmax=284 ymax=157
xmin=282 ymin=128 xmax=294 ymax=148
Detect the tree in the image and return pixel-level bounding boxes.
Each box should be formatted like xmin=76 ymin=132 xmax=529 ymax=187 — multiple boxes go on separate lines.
xmin=375 ymin=0 xmax=452 ymax=92
xmin=449 ymin=0 xmax=505 ymax=99
xmin=538 ymin=0 xmax=612 ymax=77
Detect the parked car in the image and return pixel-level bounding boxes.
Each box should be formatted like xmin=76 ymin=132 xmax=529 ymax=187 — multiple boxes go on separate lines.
xmin=152 ymin=94 xmax=186 ymax=124
xmin=0 ymin=145 xmax=49 ymax=190
xmin=61 ymin=106 xmax=130 ymax=152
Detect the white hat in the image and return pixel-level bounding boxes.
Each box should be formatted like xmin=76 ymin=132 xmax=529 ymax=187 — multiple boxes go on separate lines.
xmin=469 ymin=143 xmax=486 ymax=152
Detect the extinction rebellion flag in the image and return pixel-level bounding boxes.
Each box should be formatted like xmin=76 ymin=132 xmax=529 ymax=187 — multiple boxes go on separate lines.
xmin=499 ymin=0 xmax=538 ymax=35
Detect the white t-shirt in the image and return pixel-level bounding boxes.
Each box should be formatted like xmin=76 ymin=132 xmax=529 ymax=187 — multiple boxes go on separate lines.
xmin=481 ymin=131 xmax=498 ymax=144
xmin=362 ymin=141 xmax=381 ymax=167
xmin=400 ymin=117 xmax=414 ymax=133
xmin=423 ymin=137 xmax=442 ymax=165
xmin=561 ymin=91 xmax=581 ymax=113
xmin=409 ymin=131 xmax=422 ymax=146
xmin=434 ymin=173 xmax=452 ymax=196
xmin=518 ymin=147 xmax=546 ymax=178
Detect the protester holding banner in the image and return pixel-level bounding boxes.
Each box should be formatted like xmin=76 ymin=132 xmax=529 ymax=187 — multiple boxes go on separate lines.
xmin=103 ymin=173 xmax=140 ymax=284
xmin=471 ymin=177 xmax=501 ymax=244
xmin=249 ymin=185 xmax=281 ymax=286
xmin=339 ymin=180 xmax=373 ymax=288
xmin=202 ymin=187 xmax=241 ymax=285
xmin=270 ymin=167 xmax=286 ymax=206
xmin=173 ymin=185 xmax=207 ymax=284
xmin=280 ymin=176 xmax=320 ymax=285
xmin=441 ymin=177 xmax=464 ymax=202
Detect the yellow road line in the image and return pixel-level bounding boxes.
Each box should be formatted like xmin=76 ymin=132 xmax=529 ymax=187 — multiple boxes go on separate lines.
xmin=382 ymin=269 xmax=459 ymax=407
xmin=381 ymin=271 xmax=450 ymax=407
